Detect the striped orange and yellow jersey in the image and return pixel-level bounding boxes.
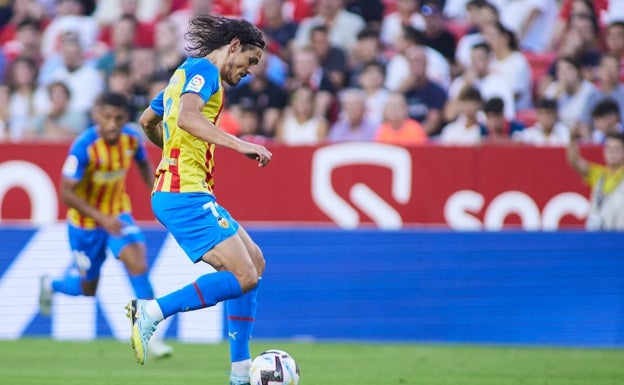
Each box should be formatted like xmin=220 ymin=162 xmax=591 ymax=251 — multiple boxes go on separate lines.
xmin=150 ymin=57 xmax=225 ymax=194
xmin=61 ymin=125 xmax=148 ymax=229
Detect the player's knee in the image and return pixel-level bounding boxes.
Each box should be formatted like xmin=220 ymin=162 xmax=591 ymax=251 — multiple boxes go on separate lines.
xmin=238 ymin=269 xmax=259 ymax=292
xmin=251 ymin=245 xmax=266 ymax=276
xmin=124 ymin=258 xmax=148 ymax=275
xmin=82 ymin=285 xmax=97 ymax=296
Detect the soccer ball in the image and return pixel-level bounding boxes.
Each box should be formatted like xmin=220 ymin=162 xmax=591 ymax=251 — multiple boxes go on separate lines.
xmin=249 ymin=349 xmax=300 ymax=385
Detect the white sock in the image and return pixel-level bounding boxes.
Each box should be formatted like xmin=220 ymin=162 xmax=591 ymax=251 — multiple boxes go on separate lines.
xmin=145 ymin=299 xmax=164 ymax=321
xmin=231 ymin=359 xmax=252 ymax=377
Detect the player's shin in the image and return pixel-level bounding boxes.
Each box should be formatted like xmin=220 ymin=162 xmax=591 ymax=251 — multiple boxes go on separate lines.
xmin=155 ymin=271 xmax=243 ymax=318
xmin=226 ymin=278 xmax=261 ymax=376
xmin=129 ymin=272 xmax=155 ymax=299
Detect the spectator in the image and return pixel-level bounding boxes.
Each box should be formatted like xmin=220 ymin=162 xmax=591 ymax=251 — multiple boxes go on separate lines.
xmin=95 ymin=14 xmax=137 ymax=78
xmin=237 ymin=106 xmax=263 ymax=139
xmin=294 ymin=0 xmax=366 ymax=52
xmin=357 ymin=61 xmax=390 ymax=125
xmin=446 ymin=43 xmax=515 ymax=122
xmin=513 ymin=98 xmax=570 ymax=146
xmin=0 ymin=0 xmax=47 ymax=45
xmin=40 ymin=0 xmax=99 ymax=58
xmin=31 ymin=80 xmax=88 ymax=140
xmin=39 ymin=33 xmax=105 ymax=115
xmin=440 ymin=86 xmax=485 ymax=145
xmin=327 ymin=88 xmax=378 ymax=142
xmin=567 ymin=131 xmax=624 ymax=230
xmin=345 ymin=0 xmax=385 ymax=27
xmin=2 ymin=17 xmax=44 ymax=68
xmin=5 ymin=56 xmax=42 ymax=140
xmin=590 ymin=99 xmax=624 ymax=144
xmin=379 ymin=0 xmax=424 ymax=48
xmin=482 ymin=21 xmax=533 ymax=110
xmin=153 ymin=17 xmax=185 ymax=78
xmin=347 ymin=27 xmax=386 ymax=88
xmin=385 ymin=25 xmax=450 ymax=92
xmin=454 ymin=0 xmax=498 ymax=70
xmin=286 ymin=46 xmax=336 ymax=120
xmin=309 ymin=25 xmax=348 ymax=90
xmin=605 ymin=21 xmax=624 ymax=82
xmin=549 ymin=0 xmax=605 ymax=52
xmin=375 ymin=92 xmax=427 ymax=146
xmin=94 ymin=0 xmax=156 ymax=48
xmin=169 ymin=0 xmax=214 ymax=55
xmin=128 ymin=47 xmax=156 ymax=111
xmin=420 ymin=0 xmax=456 ymax=64
xmin=259 ymin=0 xmax=298 ymax=62
xmin=276 ymin=87 xmax=329 ymax=145
xmin=579 ymin=54 xmax=624 ymax=135
xmin=537 ymin=14 xmax=601 ymax=98
xmin=482 ymin=97 xmax=525 ymax=142
xmin=499 ymin=0 xmax=558 ymax=52
xmin=227 ymin=53 xmax=288 ymax=138
xmin=544 ymin=56 xmax=595 ymax=128
xmin=402 ymin=45 xmax=447 ymax=136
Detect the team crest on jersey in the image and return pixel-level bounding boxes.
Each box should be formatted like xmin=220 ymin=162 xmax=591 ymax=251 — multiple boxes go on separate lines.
xmin=185 ymin=74 xmax=205 ymax=93
xmin=217 ymin=217 xmax=229 ymax=229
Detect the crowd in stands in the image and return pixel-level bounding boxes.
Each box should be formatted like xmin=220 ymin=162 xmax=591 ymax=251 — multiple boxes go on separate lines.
xmin=0 ymin=0 xmax=623 ymax=147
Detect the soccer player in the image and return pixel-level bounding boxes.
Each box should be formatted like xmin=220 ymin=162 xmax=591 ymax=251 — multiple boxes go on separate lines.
xmin=127 ymin=15 xmax=271 ymax=385
xmin=39 ymin=91 xmax=173 ymax=359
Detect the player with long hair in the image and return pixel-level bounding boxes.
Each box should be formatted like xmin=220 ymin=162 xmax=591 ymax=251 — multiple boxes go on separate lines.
xmin=128 ymin=15 xmax=271 ymax=385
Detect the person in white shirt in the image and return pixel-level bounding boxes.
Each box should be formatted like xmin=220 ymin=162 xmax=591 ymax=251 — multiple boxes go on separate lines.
xmin=482 ymin=21 xmax=533 ymax=111
xmin=513 ymin=98 xmax=570 ymax=146
xmin=380 ymin=0 xmax=425 ymax=47
xmin=385 ymin=25 xmax=450 ymax=91
xmin=499 ymin=0 xmax=558 ymax=52
xmin=544 ymin=56 xmax=595 ymax=128
xmin=440 ymin=86 xmax=485 ymax=145
xmin=294 ymin=0 xmax=365 ymax=51
xmin=446 ymin=42 xmax=515 ymax=121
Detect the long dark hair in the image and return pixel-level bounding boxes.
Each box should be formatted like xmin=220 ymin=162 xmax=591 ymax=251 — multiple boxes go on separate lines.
xmin=185 ymin=15 xmax=265 ymax=57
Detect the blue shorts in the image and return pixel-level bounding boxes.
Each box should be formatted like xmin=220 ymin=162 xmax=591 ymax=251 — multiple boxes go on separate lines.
xmin=152 ymin=192 xmax=239 ymax=263
xmin=67 ymin=213 xmax=145 ymax=281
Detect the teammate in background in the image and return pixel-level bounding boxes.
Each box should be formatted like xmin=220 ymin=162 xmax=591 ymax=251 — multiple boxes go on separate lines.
xmin=566 ymin=130 xmax=624 ymax=230
xmin=128 ymin=15 xmax=271 ymax=385
xmin=39 ymin=91 xmax=173 ymax=359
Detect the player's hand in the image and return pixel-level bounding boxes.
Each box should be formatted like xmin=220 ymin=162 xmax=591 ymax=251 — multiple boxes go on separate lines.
xmin=241 ymin=143 xmax=272 ymax=167
xmin=99 ymin=215 xmax=125 ymax=236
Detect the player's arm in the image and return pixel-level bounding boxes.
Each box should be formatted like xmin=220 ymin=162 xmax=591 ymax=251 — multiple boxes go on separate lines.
xmin=60 ymin=177 xmax=124 ymax=236
xmin=139 ymin=106 xmax=164 ymax=149
xmin=566 ymin=133 xmax=589 ymax=177
xmin=177 ymin=93 xmax=272 ymax=167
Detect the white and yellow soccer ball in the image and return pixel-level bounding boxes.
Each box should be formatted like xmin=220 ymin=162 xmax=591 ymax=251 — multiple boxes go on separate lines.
xmin=249 ymin=349 xmax=300 ymax=385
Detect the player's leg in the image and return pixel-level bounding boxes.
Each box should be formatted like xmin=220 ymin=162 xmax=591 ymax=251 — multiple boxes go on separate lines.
xmin=226 ymin=225 xmax=265 ymax=385
xmin=112 ymin=214 xmax=172 ymax=359
xmin=128 ymin=192 xmax=251 ymax=364
xmin=39 ymin=225 xmax=106 ymax=315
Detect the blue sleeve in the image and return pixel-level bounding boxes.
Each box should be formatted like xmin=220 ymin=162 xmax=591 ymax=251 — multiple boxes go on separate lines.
xmin=181 ymin=60 xmax=221 ymax=103
xmin=62 ymin=136 xmax=90 ymax=181
xmin=149 ymin=91 xmax=165 ymax=116
xmin=134 ymin=133 xmax=148 ymax=163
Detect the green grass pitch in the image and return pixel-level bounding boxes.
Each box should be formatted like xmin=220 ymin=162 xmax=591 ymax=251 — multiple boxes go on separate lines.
xmin=0 ymin=339 xmax=622 ymax=385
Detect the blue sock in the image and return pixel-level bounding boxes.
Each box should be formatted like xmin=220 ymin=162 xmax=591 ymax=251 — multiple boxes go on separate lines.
xmin=156 ymin=271 xmax=243 ymax=319
xmin=129 ymin=272 xmax=155 ymax=299
xmin=226 ymin=279 xmax=260 ymax=362
xmin=51 ymin=275 xmax=83 ymax=296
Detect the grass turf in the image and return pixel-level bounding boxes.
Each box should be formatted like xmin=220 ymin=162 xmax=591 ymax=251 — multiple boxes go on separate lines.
xmin=0 ymin=339 xmax=622 ymax=385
